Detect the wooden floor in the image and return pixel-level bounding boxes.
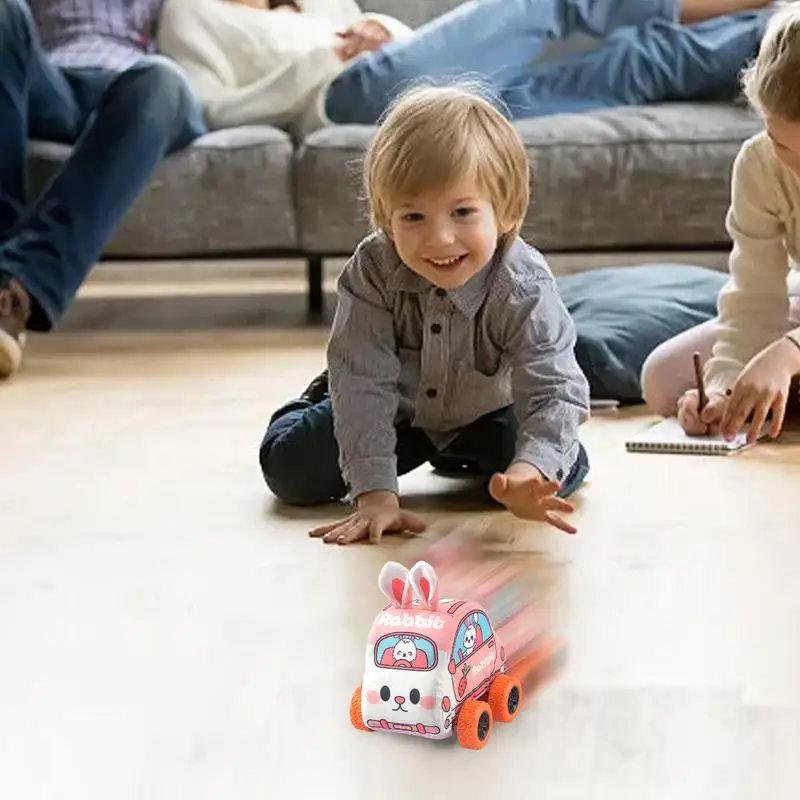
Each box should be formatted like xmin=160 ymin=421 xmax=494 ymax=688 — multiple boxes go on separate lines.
xmin=2 ymin=311 xmax=800 ymax=798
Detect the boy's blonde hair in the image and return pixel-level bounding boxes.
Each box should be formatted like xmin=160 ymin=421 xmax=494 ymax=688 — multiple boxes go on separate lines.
xmin=364 ymin=83 xmax=530 ymax=241
xmin=742 ymin=3 xmax=800 ymax=120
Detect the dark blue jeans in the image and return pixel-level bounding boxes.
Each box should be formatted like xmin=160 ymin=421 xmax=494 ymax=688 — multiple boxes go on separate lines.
xmin=259 ymin=396 xmax=590 ymax=506
xmin=0 ymin=0 xmax=206 ymax=330
xmin=325 ymin=0 xmax=769 ymax=125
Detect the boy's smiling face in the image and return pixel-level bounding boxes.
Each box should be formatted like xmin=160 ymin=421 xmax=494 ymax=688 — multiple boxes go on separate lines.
xmin=388 ymin=180 xmax=510 ymax=290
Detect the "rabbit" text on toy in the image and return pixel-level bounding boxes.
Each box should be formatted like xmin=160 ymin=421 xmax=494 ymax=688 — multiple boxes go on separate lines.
xmin=378 ymin=611 xmax=446 ymax=630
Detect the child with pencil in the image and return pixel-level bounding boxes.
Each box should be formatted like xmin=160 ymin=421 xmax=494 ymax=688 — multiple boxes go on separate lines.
xmin=641 ymin=2 xmax=800 ymax=444
xmin=258 ymin=84 xmax=590 ymax=544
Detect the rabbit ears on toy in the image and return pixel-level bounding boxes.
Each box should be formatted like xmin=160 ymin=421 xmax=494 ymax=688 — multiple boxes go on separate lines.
xmin=378 ymin=561 xmax=414 ymax=608
xmin=409 ymin=561 xmax=440 ymax=610
xmin=378 ymin=560 xmax=440 ymax=610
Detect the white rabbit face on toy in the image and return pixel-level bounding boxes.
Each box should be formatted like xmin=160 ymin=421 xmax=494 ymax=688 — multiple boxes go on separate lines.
xmin=463 ymin=620 xmax=477 ymax=654
xmin=360 ymin=560 xmax=450 ymax=738
xmin=362 ymin=653 xmax=444 ymax=734
xmin=392 ymin=638 xmax=418 ymax=665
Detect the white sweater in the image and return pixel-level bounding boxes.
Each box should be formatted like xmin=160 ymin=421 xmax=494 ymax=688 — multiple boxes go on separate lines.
xmin=705 ymin=131 xmax=800 ymax=395
xmin=157 ymin=0 xmax=412 ymax=139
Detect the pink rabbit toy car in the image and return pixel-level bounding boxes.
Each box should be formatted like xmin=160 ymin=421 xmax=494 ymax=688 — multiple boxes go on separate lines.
xmin=349 ymin=560 xmax=523 ymax=750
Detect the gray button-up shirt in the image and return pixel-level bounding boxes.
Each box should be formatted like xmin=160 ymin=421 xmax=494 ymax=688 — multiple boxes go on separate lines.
xmin=327 ymin=232 xmax=590 ymax=499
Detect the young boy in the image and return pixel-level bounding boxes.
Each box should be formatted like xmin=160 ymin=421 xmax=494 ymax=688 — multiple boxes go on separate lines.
xmin=259 ymin=85 xmax=590 ymax=544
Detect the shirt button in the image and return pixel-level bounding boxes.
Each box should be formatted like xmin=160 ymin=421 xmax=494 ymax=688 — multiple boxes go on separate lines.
xmin=426 ymin=388 xmax=438 ymax=399
xmin=435 ymin=288 xmax=447 ymax=298
xmin=430 ymin=323 xmax=442 ymax=334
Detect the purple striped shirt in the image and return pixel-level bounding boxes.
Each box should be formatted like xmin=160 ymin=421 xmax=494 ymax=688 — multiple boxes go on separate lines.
xmin=30 ymin=0 xmax=162 ymax=72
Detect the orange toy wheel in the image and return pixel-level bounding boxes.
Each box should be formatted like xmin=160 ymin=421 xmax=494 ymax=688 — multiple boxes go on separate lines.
xmin=350 ymin=686 xmax=371 ymax=732
xmin=456 ymin=700 xmax=493 ymax=750
xmin=488 ymin=674 xmax=523 ymax=723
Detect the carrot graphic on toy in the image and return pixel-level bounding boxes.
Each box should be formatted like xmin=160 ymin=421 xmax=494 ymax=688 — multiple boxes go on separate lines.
xmin=457 ymin=665 xmax=471 ymax=698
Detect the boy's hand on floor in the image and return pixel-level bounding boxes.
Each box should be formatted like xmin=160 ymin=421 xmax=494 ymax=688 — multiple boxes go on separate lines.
xmin=489 ymin=463 xmax=576 ymax=535
xmin=309 ymin=491 xmax=427 ymax=545
xmin=677 ymin=389 xmax=727 ymax=436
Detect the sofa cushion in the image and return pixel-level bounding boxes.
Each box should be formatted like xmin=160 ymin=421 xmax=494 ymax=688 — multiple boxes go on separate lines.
xmin=516 ymin=103 xmax=762 ymax=251
xmin=27 ymin=127 xmax=298 ymax=257
xmin=293 ymin=102 xmax=763 ymax=254
xmin=556 ymin=263 xmax=728 ymax=403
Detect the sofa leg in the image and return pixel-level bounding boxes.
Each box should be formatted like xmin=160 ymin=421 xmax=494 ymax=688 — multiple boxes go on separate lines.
xmin=307 ymin=256 xmax=324 ymax=319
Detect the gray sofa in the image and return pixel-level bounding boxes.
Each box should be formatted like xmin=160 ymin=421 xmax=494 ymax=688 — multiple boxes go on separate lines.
xmin=27 ymin=0 xmax=765 ymax=317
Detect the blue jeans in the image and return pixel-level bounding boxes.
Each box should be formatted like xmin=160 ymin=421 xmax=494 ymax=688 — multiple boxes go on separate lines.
xmin=325 ymin=0 xmax=769 ymax=124
xmin=0 ymin=0 xmax=206 ymax=331
xmin=259 ymin=396 xmax=590 ymax=506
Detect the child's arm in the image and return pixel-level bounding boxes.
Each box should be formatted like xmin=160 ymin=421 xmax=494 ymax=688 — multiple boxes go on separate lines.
xmin=508 ymin=277 xmax=589 ymax=477
xmin=326 ymin=244 xmax=401 ymax=502
xmin=705 ymin=136 xmax=791 ymax=398
xmin=309 ymin=243 xmax=430 ymax=544
xmin=492 ymin=272 xmax=590 ymax=531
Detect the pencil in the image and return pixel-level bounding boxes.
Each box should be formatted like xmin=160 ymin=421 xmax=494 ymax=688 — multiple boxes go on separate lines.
xmin=693 ymin=351 xmax=707 ymax=413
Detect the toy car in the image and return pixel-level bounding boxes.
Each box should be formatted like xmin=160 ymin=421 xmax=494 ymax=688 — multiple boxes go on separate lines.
xmin=349 ymin=559 xmax=524 ymax=750
xmin=410 ymin=527 xmax=568 ymax=705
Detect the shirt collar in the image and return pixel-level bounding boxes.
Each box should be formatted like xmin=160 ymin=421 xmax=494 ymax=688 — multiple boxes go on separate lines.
xmin=447 ymin=259 xmax=495 ymax=318
xmin=387 ymin=249 xmax=500 ymax=319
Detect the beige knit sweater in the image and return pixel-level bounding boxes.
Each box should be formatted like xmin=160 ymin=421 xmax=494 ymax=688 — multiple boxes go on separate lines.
xmin=705 ymin=130 xmax=800 ymax=395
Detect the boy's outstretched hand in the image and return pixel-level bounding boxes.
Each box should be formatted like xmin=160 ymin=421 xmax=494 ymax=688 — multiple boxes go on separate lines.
xmin=489 ymin=463 xmax=577 ymax=535
xmin=309 ymin=491 xmax=427 ymax=545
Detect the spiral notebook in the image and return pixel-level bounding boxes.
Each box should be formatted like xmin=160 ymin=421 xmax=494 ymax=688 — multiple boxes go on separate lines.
xmin=625 ymin=417 xmax=765 ymax=455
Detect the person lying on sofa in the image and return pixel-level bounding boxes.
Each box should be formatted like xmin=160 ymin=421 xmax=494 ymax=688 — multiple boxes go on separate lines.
xmin=157 ymin=0 xmax=413 ymax=138
xmin=157 ymin=0 xmax=773 ymax=140
xmin=0 ymin=0 xmax=206 ymax=381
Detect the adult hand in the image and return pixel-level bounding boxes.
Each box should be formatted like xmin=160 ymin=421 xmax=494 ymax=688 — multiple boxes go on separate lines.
xmin=309 ymin=491 xmax=427 ymax=545
xmin=720 ymin=336 xmax=800 ymax=442
xmin=334 ymin=19 xmax=391 ymax=62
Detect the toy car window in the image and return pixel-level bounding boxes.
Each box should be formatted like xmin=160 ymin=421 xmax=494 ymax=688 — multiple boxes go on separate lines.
xmin=374 ymin=633 xmax=437 ymax=671
xmin=452 ymin=611 xmax=493 ymax=666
